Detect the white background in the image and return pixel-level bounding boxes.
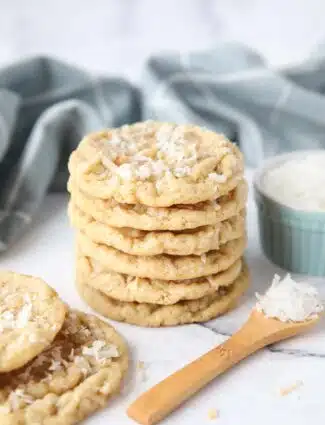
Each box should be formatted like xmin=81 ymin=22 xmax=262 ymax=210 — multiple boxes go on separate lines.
xmin=1 ymin=0 xmax=325 ymax=80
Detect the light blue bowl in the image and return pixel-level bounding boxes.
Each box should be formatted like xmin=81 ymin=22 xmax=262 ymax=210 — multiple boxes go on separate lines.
xmin=254 ymin=150 xmax=325 ymax=276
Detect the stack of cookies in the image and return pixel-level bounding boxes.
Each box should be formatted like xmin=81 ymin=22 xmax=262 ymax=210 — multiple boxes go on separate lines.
xmin=68 ymin=121 xmax=249 ymax=327
xmin=0 ymin=271 xmax=128 ymax=423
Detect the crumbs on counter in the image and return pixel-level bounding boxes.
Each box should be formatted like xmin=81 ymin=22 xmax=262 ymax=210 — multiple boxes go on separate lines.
xmin=137 ymin=360 xmax=148 ymax=382
xmin=208 ymin=408 xmax=219 ymax=420
xmin=279 ymin=380 xmax=304 ymax=396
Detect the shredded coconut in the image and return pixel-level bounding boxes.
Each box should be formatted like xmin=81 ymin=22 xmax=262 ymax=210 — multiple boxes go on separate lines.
xmin=96 ymin=123 xmax=228 ymax=183
xmin=208 ymin=173 xmax=227 ymax=183
xmin=48 ymin=359 xmax=62 ymax=372
xmin=0 ymin=296 xmax=32 ymax=333
xmin=115 ymin=157 xmax=166 ymax=182
xmin=156 ymin=124 xmax=197 ymax=166
xmin=116 ymin=163 xmax=134 ymax=180
xmin=262 ymin=153 xmax=325 ymax=211
xmin=16 ymin=301 xmax=32 ymax=329
xmin=74 ymin=355 xmax=92 ymax=376
xmin=82 ymin=340 xmax=119 ymax=362
xmin=256 ymin=274 xmax=324 ymax=322
xmin=100 ymin=381 xmax=114 ymax=395
xmin=103 ymin=134 xmax=137 ymax=160
xmin=8 ymin=389 xmax=34 ymax=411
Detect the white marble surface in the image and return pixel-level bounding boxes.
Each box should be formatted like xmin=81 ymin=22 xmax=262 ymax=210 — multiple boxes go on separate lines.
xmin=0 ymin=170 xmax=324 ymax=424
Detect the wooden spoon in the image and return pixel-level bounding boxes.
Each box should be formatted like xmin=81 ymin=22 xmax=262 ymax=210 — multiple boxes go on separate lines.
xmin=127 ymin=309 xmax=320 ymax=425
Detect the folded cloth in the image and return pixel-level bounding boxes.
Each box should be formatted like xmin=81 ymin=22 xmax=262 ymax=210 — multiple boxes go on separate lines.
xmin=0 ymin=57 xmax=140 ymax=249
xmin=143 ymin=43 xmax=325 ymax=165
xmin=1 ymin=42 xmax=325 ymax=249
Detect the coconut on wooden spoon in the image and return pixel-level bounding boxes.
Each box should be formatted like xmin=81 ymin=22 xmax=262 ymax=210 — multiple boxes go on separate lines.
xmin=128 ymin=274 xmax=324 ymax=425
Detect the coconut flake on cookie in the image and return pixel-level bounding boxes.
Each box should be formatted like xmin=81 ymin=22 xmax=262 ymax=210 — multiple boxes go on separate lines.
xmin=97 ymin=123 xmax=206 ymax=182
xmin=82 ymin=340 xmax=120 ymax=362
xmin=71 ymin=121 xmax=244 ymax=206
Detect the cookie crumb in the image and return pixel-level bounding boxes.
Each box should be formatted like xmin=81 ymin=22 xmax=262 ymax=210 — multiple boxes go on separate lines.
xmin=208 ymin=408 xmax=219 ymax=420
xmin=279 ymin=380 xmax=303 ymax=396
xmin=137 ymin=360 xmax=148 ymax=382
xmin=137 ymin=361 xmax=145 ymax=370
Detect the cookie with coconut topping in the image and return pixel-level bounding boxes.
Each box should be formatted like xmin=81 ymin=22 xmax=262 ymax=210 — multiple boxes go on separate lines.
xmin=77 ymin=232 xmax=246 ymax=280
xmin=68 ymin=121 xmax=244 ymax=206
xmin=76 ymin=264 xmax=250 ymax=327
xmin=0 ymin=309 xmax=128 ymax=425
xmin=68 ymin=178 xmax=247 ymax=231
xmin=77 ymin=254 xmax=243 ymax=305
xmin=69 ymin=202 xmax=246 ymax=256
xmin=0 ymin=272 xmax=66 ymax=373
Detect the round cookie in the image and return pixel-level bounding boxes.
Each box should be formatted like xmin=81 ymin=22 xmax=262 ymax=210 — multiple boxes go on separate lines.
xmin=0 ymin=272 xmax=67 ymax=373
xmin=77 ymin=232 xmax=246 ymax=280
xmin=77 ymin=254 xmax=243 ymax=304
xmin=69 ymin=203 xmax=246 ymax=256
xmin=76 ymin=264 xmax=250 ymax=327
xmin=0 ymin=309 xmax=128 ymax=425
xmin=68 ymin=178 xmax=247 ymax=231
xmin=68 ymin=121 xmax=244 ymax=206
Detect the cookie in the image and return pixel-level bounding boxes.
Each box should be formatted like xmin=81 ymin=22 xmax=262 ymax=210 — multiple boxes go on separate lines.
xmin=0 ymin=309 xmax=128 ymax=425
xmin=78 ymin=232 xmax=246 ymax=280
xmin=76 ymin=264 xmax=250 ymax=327
xmin=68 ymin=178 xmax=247 ymax=231
xmin=77 ymin=254 xmax=243 ymax=304
xmin=68 ymin=121 xmax=244 ymax=206
xmin=69 ymin=203 xmax=246 ymax=256
xmin=0 ymin=272 xmax=66 ymax=373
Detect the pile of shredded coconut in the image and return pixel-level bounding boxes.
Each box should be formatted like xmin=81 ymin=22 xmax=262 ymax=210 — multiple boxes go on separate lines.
xmin=256 ymin=274 xmax=324 ymax=322
xmin=262 ymin=154 xmax=325 ymax=211
xmin=0 ymin=295 xmax=32 ymax=333
xmin=99 ymin=123 xmax=229 ymax=182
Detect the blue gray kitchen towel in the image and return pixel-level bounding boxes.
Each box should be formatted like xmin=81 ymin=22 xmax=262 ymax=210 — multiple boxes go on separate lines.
xmin=1 ymin=42 xmax=325 ymax=249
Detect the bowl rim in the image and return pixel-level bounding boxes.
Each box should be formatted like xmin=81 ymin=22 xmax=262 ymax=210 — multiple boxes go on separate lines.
xmin=253 ymin=149 xmax=325 ymax=217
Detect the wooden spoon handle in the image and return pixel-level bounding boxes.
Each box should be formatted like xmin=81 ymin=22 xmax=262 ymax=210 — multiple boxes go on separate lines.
xmin=127 ymin=322 xmax=262 ymax=425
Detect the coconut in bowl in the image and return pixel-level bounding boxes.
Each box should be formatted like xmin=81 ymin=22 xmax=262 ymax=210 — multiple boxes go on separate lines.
xmin=254 ymin=150 xmax=325 ymax=276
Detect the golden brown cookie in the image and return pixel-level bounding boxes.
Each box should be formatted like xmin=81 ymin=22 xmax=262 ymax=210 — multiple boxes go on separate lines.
xmin=68 ymin=121 xmax=244 ymax=206
xmin=76 ymin=264 xmax=250 ymax=327
xmin=77 ymin=232 xmax=246 ymax=280
xmin=0 ymin=272 xmax=66 ymax=373
xmin=0 ymin=309 xmax=128 ymax=425
xmin=68 ymin=178 xmax=247 ymax=231
xmin=77 ymin=254 xmax=243 ymax=304
xmin=69 ymin=202 xmax=246 ymax=256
